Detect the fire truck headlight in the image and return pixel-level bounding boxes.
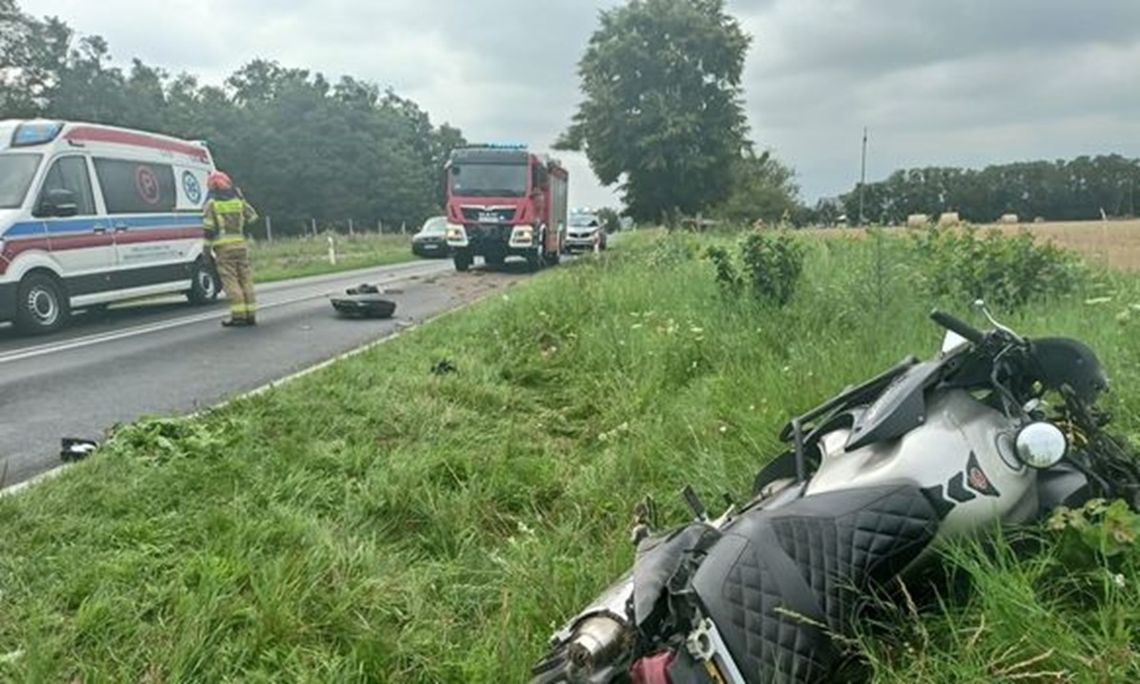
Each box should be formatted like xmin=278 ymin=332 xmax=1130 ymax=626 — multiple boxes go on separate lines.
xmin=510 ymin=225 xmax=534 ymax=247
xmin=446 ymin=224 xmax=468 ymax=246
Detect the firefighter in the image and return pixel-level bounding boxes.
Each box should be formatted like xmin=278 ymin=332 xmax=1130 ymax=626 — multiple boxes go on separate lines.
xmin=203 ymin=171 xmax=259 ymax=327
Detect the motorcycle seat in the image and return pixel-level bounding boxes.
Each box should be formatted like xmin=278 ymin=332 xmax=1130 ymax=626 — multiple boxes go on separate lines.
xmin=690 ymin=484 xmax=943 ymax=683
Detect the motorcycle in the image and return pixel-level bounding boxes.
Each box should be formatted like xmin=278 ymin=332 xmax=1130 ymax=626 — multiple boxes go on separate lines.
xmin=532 ymin=304 xmax=1140 ymax=684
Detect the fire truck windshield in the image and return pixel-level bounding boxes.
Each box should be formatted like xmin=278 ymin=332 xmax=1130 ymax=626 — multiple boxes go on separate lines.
xmin=449 ymin=163 xmax=527 ymax=198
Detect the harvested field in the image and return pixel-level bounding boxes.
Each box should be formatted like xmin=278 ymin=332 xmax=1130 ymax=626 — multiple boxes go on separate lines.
xmin=811 ymin=219 xmax=1140 ymax=271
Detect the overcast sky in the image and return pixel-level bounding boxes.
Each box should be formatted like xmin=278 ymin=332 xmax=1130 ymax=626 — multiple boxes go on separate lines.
xmin=22 ymin=0 xmax=1140 ymax=208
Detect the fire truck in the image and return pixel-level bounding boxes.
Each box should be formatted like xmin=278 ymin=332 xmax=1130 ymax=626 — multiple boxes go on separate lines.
xmin=443 ymin=144 xmax=568 ymax=272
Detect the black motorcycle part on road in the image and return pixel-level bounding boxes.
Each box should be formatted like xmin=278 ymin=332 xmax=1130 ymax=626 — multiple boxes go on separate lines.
xmin=689 ymin=484 xmax=943 ymax=683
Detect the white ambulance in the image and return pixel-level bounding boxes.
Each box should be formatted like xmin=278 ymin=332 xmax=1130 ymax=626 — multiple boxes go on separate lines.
xmin=0 ymin=119 xmax=219 ymax=334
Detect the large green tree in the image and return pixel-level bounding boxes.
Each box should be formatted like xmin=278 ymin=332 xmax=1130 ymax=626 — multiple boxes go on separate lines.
xmin=557 ymin=0 xmax=751 ymax=223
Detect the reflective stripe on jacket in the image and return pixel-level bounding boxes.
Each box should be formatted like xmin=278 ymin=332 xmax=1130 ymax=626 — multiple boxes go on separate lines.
xmin=204 ymin=197 xmax=259 ymax=247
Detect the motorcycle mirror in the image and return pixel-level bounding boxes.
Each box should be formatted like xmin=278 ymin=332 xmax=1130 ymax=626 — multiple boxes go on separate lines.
xmin=1015 ymin=422 xmax=1067 ymax=469
xmin=974 ymin=299 xmax=1025 ymax=343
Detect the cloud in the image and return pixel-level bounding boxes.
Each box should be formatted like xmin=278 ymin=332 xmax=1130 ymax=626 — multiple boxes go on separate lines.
xmin=738 ymin=0 xmax=1140 ymax=199
xmin=24 ymin=0 xmax=1140 ymax=205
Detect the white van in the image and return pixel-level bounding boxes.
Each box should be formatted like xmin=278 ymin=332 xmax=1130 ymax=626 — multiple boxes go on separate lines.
xmin=0 ymin=119 xmax=219 ymax=334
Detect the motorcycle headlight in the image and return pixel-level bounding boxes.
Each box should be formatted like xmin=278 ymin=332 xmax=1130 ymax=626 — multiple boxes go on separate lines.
xmin=1015 ymin=422 xmax=1067 ymax=469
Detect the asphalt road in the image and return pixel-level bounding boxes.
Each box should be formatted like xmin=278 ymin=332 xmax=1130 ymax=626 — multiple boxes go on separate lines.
xmin=0 ymin=257 xmax=524 ymax=490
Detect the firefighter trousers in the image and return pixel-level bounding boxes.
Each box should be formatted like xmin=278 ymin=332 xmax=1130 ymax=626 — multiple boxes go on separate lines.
xmin=214 ymin=243 xmax=256 ymax=321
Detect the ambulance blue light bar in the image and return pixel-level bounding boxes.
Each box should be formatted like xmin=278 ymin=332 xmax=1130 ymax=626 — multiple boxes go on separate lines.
xmin=12 ymin=121 xmax=64 ymax=147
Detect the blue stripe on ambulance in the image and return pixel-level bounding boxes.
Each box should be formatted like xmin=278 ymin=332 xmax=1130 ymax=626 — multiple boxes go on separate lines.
xmin=3 ymin=214 xmax=202 ymax=238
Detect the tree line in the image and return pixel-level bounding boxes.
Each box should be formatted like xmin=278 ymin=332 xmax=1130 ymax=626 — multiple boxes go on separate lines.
xmin=835 ymin=155 xmax=1140 ymax=226
xmin=0 ymin=0 xmax=464 ymax=235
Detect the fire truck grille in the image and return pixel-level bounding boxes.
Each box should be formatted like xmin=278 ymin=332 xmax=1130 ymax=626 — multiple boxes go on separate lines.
xmin=460 ymin=207 xmax=517 ymax=223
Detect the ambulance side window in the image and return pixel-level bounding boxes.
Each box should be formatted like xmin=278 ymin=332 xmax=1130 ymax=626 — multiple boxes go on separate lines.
xmin=94 ymin=158 xmax=177 ymax=214
xmin=34 ymin=156 xmax=96 ymax=218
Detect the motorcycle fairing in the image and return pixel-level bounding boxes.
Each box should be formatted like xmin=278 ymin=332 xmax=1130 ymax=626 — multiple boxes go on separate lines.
xmin=689 ymin=484 xmax=942 ymax=683
xmin=633 ymin=523 xmax=722 ymax=632
xmin=845 ymin=361 xmax=943 ymax=451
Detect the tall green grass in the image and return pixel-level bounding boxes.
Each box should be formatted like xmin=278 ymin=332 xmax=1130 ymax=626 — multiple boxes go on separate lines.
xmin=1 ymin=230 xmax=1137 ymax=681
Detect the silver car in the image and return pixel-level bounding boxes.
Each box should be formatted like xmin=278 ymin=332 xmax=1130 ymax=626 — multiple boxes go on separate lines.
xmin=564 ymin=212 xmax=607 ymax=252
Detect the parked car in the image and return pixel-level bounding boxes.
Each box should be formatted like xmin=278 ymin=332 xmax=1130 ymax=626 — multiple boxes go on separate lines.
xmin=564 ymin=211 xmax=607 ymax=252
xmin=0 ymin=119 xmax=218 ymax=335
xmin=411 ymin=216 xmax=450 ymax=258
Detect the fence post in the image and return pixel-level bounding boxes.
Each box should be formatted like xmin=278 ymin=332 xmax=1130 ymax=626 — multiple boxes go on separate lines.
xmin=327 ymin=234 xmax=337 ymax=265
xmin=348 ymin=218 xmax=355 ymax=236
xmin=401 ymin=221 xmax=407 ymax=235
xmin=265 ymin=215 xmax=273 ymax=242
xmin=378 ymin=219 xmax=383 ymax=234
xmin=311 ymin=218 xmax=317 ymax=237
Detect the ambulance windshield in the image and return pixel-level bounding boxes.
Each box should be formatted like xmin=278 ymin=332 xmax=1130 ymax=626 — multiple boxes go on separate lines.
xmin=0 ymin=153 xmax=42 ymax=209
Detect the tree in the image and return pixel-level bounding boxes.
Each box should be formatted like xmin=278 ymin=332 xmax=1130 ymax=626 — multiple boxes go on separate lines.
xmin=715 ymin=150 xmax=800 ymax=226
xmin=557 ymin=0 xmax=751 ymax=223
xmin=839 ymin=155 xmax=1140 ymax=224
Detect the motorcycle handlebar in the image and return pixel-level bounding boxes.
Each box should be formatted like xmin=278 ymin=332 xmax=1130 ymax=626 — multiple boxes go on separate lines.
xmin=930 ymin=309 xmax=986 ymax=345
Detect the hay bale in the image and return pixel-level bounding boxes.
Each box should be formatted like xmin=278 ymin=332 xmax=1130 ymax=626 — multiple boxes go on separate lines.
xmin=938 ymin=212 xmax=961 ymax=226
xmin=999 ymin=213 xmax=1019 ymax=224
xmin=906 ymin=213 xmax=930 ymax=227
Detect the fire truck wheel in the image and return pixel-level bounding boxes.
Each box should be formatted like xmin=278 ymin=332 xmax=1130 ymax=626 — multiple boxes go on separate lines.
xmin=453 ymin=251 xmax=472 ymax=272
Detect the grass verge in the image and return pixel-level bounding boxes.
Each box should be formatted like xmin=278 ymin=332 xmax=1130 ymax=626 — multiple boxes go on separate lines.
xmin=1 ymin=231 xmax=1139 ymax=681
xmin=250 ymin=233 xmax=424 ymax=283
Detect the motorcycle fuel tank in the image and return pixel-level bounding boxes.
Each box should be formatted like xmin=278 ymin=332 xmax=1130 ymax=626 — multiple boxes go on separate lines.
xmin=805 ymin=389 xmax=1038 ymax=538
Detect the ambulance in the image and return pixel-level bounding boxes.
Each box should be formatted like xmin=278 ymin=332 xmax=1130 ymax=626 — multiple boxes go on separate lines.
xmin=0 ymin=119 xmax=219 ymax=334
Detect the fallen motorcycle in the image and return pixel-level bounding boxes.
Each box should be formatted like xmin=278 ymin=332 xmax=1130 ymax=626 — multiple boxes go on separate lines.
xmin=532 ymin=303 xmax=1140 ymax=683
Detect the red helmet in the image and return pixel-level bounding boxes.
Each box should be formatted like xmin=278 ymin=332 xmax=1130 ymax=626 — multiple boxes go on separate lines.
xmin=207 ymin=171 xmax=233 ymax=191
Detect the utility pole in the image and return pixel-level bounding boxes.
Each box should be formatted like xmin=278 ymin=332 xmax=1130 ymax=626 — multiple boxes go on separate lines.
xmin=859 ymin=126 xmax=868 ymax=226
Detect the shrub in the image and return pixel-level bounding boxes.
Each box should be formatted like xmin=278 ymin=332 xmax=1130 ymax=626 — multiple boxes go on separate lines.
xmin=739 ymin=230 xmax=805 ymax=306
xmin=705 ymin=230 xmax=804 ymax=306
xmin=910 ymin=226 xmax=1084 ymax=308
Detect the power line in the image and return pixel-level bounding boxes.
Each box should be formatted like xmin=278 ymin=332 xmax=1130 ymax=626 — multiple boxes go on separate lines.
xmin=859 ymin=126 xmax=868 ymax=226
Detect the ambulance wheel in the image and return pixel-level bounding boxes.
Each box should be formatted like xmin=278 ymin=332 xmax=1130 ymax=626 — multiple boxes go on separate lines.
xmin=187 ymin=257 xmax=220 ymax=304
xmin=15 ymin=272 xmax=70 ymax=335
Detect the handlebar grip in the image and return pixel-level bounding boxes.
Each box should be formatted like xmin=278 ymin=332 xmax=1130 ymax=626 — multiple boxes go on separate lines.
xmin=930 ymin=309 xmax=985 ymax=345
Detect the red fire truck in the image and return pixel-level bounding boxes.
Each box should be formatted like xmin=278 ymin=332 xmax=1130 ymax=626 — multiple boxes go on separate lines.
xmin=443 ymin=144 xmax=568 ymax=272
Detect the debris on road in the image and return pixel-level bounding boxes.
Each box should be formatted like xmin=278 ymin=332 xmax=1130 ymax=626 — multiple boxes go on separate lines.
xmin=330 ymin=283 xmax=398 ymax=319
xmin=60 ymin=437 xmax=99 ymax=462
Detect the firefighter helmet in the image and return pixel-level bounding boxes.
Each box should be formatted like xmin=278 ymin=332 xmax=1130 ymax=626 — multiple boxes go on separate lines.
xmin=207 ymin=171 xmax=233 ymax=191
